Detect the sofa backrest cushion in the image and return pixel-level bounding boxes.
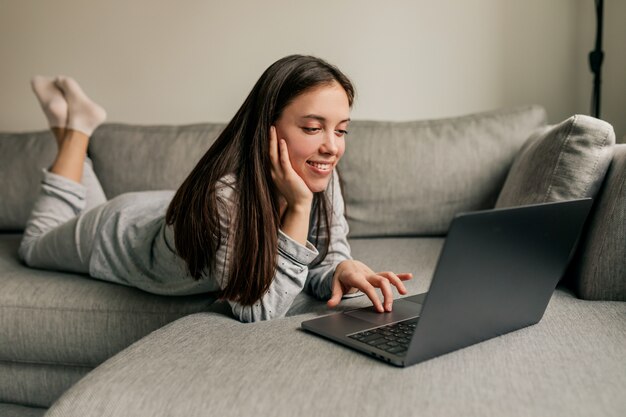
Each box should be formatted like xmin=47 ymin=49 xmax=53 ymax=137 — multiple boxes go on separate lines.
xmin=340 ymin=105 xmax=547 ymax=237
xmin=564 ymin=144 xmax=626 ymax=301
xmin=495 ymin=115 xmax=615 ymax=208
xmin=88 ymin=123 xmax=226 ymax=199
xmin=0 ymin=130 xmax=57 ymax=232
xmin=0 ymin=106 xmax=546 ymax=236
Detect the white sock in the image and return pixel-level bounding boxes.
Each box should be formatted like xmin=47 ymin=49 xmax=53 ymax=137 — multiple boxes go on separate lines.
xmin=31 ymin=76 xmax=67 ymax=128
xmin=55 ymin=76 xmax=107 ymax=136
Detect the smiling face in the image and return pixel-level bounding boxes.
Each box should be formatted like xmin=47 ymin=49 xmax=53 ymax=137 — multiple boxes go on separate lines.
xmin=273 ymin=81 xmax=351 ymax=193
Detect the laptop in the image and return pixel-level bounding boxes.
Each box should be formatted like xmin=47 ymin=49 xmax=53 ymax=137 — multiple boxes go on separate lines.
xmin=301 ymin=198 xmax=593 ymax=367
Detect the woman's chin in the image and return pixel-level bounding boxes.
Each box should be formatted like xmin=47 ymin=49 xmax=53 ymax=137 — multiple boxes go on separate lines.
xmin=306 ymin=178 xmax=331 ymax=193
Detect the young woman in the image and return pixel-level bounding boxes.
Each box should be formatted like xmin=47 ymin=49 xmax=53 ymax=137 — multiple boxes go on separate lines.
xmin=21 ymin=55 xmax=413 ymax=323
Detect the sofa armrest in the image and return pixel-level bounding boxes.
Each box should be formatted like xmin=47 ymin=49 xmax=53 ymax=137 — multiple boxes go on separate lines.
xmin=44 ymin=291 xmax=626 ymax=417
xmin=565 ymin=144 xmax=626 ymax=301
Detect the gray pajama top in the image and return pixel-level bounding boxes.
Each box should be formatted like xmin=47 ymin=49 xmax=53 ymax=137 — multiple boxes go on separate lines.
xmin=87 ymin=172 xmax=355 ymax=322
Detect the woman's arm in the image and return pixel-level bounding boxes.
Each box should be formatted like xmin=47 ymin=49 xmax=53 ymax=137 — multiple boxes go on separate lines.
xmin=306 ymin=173 xmax=413 ymax=312
xmin=305 ymin=172 xmax=353 ymax=299
xmin=214 ymin=176 xmax=319 ymax=323
xmin=226 ymin=229 xmax=319 ymax=323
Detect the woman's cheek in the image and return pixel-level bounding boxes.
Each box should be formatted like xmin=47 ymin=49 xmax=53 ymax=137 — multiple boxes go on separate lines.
xmin=337 ymin=141 xmax=346 ymax=159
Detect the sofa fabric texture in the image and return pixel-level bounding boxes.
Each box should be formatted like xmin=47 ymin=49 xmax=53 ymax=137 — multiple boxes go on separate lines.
xmin=0 ymin=234 xmax=214 ymax=368
xmin=566 ymin=144 xmax=626 ymax=301
xmin=0 ymin=131 xmax=56 ymax=231
xmin=0 ymin=403 xmax=46 ymax=417
xmin=46 ymin=292 xmax=626 ymax=417
xmin=340 ymin=105 xmax=547 ymax=237
xmin=0 ymin=361 xmax=91 ymax=409
xmin=88 ymin=123 xmax=227 ymax=199
xmin=496 ymin=114 xmax=615 ymax=207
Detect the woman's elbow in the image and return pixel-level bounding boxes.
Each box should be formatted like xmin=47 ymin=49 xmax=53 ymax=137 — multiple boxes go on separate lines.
xmin=232 ymin=304 xmax=284 ymax=323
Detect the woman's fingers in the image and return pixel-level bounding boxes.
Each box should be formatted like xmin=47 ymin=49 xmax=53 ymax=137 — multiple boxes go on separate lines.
xmin=327 ymin=278 xmax=344 ymax=308
xmin=371 ymin=275 xmax=394 ymax=311
xmin=397 ymin=272 xmax=413 ymax=281
xmin=357 ymin=281 xmax=384 ymax=313
xmin=269 ymin=126 xmax=277 ymax=161
xmin=379 ymin=271 xmax=409 ymax=295
xmin=367 ymin=271 xmax=414 ymax=312
xmin=271 ymin=127 xmax=295 ymax=179
xmin=279 ymin=139 xmax=294 ymax=173
xmin=269 ymin=126 xmax=281 ymax=178
xmin=334 ymin=262 xmax=415 ymax=314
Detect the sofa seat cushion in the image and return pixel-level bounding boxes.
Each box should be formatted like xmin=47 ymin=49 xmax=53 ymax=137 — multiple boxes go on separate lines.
xmin=0 ymin=403 xmax=46 ymax=417
xmin=0 ymin=361 xmax=90 ymax=409
xmin=46 ymin=291 xmax=626 ymax=417
xmin=0 ymin=235 xmax=214 ymax=367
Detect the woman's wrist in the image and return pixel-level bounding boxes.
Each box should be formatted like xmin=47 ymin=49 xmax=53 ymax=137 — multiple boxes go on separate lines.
xmin=281 ymin=203 xmax=312 ymax=246
xmin=286 ymin=199 xmax=312 ymax=215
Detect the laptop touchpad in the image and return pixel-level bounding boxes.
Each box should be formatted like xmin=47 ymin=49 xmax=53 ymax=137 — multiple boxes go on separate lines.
xmin=345 ymin=300 xmax=421 ymax=326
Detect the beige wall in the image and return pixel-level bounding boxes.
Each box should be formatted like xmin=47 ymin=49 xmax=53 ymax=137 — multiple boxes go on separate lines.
xmin=1 ymin=0 xmax=623 ymax=139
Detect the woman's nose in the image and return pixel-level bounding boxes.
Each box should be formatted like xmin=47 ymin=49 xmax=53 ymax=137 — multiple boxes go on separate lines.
xmin=321 ymin=131 xmax=339 ymax=154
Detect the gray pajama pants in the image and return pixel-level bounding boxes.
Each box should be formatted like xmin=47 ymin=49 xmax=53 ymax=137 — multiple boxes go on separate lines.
xmin=18 ymin=160 xmax=220 ymax=296
xmin=18 ymin=160 xmax=109 ymax=275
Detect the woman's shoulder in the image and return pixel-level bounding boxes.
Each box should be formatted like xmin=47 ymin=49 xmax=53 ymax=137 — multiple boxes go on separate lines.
xmin=215 ymin=173 xmax=238 ymax=203
xmin=216 ymin=173 xmax=236 ymax=187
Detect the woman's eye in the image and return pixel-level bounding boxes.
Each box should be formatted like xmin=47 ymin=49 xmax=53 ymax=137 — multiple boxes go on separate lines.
xmin=302 ymin=127 xmax=321 ymax=133
xmin=335 ymin=129 xmax=349 ymax=136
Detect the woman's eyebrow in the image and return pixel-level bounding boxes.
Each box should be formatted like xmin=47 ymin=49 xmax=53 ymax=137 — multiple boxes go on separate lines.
xmin=301 ymin=114 xmax=351 ymax=123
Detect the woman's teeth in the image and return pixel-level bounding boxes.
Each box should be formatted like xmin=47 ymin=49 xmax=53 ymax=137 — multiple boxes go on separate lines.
xmin=307 ymin=161 xmax=331 ymax=171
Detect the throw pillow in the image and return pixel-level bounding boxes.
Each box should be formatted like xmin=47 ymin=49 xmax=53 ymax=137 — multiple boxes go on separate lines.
xmin=495 ymin=114 xmax=615 ymax=208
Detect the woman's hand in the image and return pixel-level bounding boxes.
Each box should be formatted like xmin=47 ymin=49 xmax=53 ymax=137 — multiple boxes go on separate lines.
xmin=269 ymin=126 xmax=313 ymax=209
xmin=327 ymin=260 xmax=413 ymax=313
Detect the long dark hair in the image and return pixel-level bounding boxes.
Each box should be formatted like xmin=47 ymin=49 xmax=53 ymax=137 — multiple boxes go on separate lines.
xmin=165 ymin=55 xmax=355 ymax=305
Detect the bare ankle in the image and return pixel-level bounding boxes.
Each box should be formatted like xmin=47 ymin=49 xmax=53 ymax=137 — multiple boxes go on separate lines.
xmin=50 ymin=129 xmax=90 ymax=183
xmin=51 ymin=127 xmax=66 ymax=149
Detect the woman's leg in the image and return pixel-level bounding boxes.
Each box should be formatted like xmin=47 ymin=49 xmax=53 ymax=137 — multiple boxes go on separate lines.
xmin=20 ymin=76 xmax=107 ymax=273
xmin=50 ymin=75 xmax=106 ymax=183
xmin=32 ymin=75 xmax=107 ymax=209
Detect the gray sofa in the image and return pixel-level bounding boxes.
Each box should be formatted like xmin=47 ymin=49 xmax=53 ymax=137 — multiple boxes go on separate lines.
xmin=1 ymin=105 xmax=624 ymax=417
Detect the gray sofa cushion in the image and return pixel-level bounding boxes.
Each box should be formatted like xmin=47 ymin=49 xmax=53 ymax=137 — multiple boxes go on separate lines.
xmin=88 ymin=123 xmax=226 ymax=199
xmin=496 ymin=115 xmax=615 ymax=208
xmin=0 ymin=234 xmax=214 ymax=367
xmin=566 ymin=144 xmax=626 ymax=301
xmin=45 ymin=291 xmax=626 ymax=417
xmin=0 ymin=130 xmax=56 ymax=232
xmin=0 ymin=361 xmax=90 ymax=409
xmin=0 ymin=403 xmax=46 ymax=417
xmin=340 ymin=105 xmax=546 ymax=237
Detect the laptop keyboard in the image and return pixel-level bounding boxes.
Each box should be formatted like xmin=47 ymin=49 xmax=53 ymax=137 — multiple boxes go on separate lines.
xmin=348 ymin=318 xmax=419 ymax=356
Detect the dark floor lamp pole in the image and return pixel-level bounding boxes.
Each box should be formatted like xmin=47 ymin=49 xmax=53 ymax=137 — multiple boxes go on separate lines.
xmin=589 ymin=0 xmax=604 ymax=118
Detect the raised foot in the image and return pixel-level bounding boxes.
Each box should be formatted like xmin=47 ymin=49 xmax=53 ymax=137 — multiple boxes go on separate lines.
xmin=55 ymin=76 xmax=107 ymax=136
xmin=31 ymin=75 xmax=68 ymax=128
